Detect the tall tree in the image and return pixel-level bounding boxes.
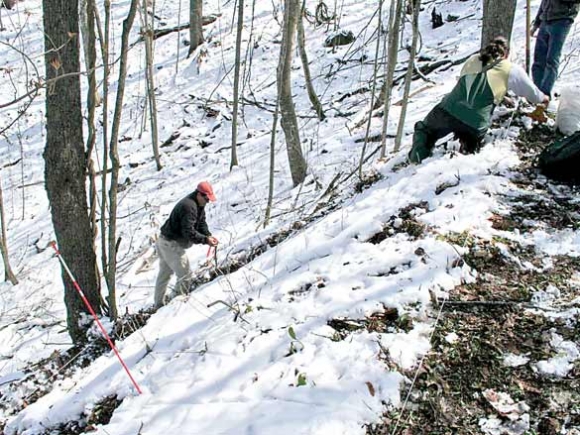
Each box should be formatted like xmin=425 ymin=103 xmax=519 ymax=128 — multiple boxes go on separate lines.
xmin=142 ymin=0 xmax=162 ymax=170
xmin=43 ymin=0 xmax=102 ymax=343
xmin=481 ymin=0 xmax=516 ymax=48
xmin=188 ymin=0 xmax=204 ymax=57
xmin=379 ymin=0 xmax=403 ymax=158
xmin=100 ymin=0 xmax=112 ymax=282
xmin=85 ymin=0 xmax=99 ymax=243
xmin=359 ymin=0 xmax=384 ymax=178
xmin=277 ymin=0 xmax=307 ymax=187
xmin=106 ymin=0 xmax=139 ymax=320
xmin=394 ymin=0 xmax=421 ymax=153
xmin=230 ymin=0 xmax=244 ymax=170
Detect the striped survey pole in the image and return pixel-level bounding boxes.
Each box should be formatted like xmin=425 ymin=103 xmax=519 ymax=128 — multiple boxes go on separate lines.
xmin=49 ymin=241 xmax=142 ymax=395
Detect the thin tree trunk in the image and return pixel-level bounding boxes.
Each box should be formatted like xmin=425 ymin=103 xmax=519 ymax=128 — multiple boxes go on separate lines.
xmin=143 ymin=0 xmax=162 ymax=170
xmin=525 ymin=0 xmax=531 ymax=74
xmin=231 ymin=0 xmax=244 ymax=170
xmin=175 ymin=0 xmax=183 ymax=75
xmin=43 ymin=0 xmax=102 ymax=343
xmin=100 ymin=0 xmax=111 ymax=281
xmin=80 ymin=0 xmax=102 ymax=107
xmin=240 ymin=0 xmax=257 ymax=124
xmin=297 ymin=1 xmax=324 ymax=121
xmin=359 ymin=0 xmax=383 ymax=179
xmin=188 ymin=0 xmax=203 ymax=57
xmin=86 ymin=0 xmax=99 ymax=242
xmin=394 ymin=0 xmax=420 ymax=153
xmin=0 ymin=178 xmax=17 ymax=285
xmin=379 ymin=0 xmax=403 ymax=158
xmin=264 ymin=102 xmax=279 ymax=228
xmin=107 ymin=0 xmax=139 ymax=321
xmin=278 ymin=0 xmax=307 ymax=187
xmin=79 ymin=0 xmax=91 ymax=82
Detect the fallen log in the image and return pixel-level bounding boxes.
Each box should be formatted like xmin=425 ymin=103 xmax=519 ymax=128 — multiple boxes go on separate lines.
xmin=131 ymin=14 xmax=220 ymax=46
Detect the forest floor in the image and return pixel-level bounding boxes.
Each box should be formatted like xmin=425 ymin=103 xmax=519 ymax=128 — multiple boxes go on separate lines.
xmin=366 ymin=119 xmax=580 ymax=435
xmin=2 ymin=115 xmax=579 ymax=435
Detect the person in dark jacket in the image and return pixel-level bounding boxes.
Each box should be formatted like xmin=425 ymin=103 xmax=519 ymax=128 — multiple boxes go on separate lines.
xmin=532 ymin=0 xmax=580 ymax=96
xmin=154 ymin=181 xmax=218 ymax=308
xmin=408 ymin=37 xmax=549 ymax=164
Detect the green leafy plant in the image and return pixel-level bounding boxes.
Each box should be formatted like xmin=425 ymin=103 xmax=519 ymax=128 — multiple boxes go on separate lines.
xmin=286 ymin=326 xmax=305 ymax=356
xmin=296 ymin=373 xmax=307 ymax=387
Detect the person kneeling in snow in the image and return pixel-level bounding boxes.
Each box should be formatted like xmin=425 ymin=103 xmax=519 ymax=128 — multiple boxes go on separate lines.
xmin=154 ymin=181 xmax=219 ymax=308
xmin=408 ymin=36 xmax=549 ymax=164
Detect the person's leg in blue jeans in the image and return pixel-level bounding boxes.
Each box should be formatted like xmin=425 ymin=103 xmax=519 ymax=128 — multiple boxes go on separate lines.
xmin=532 ymin=19 xmax=573 ymax=96
xmin=532 ymin=24 xmax=549 ymax=91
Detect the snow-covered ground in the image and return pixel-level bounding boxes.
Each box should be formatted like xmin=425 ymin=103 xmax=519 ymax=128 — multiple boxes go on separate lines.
xmin=0 ymin=0 xmax=579 ymax=433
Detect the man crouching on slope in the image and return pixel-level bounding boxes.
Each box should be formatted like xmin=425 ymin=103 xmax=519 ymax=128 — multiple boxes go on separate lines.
xmin=408 ymin=36 xmax=549 ymax=164
xmin=154 ymin=181 xmax=219 ymax=308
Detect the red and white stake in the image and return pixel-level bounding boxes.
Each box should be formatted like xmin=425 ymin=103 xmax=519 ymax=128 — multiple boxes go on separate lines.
xmin=49 ymin=241 xmax=143 ymax=395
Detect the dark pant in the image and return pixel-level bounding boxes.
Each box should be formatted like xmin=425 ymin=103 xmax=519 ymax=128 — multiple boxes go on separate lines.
xmin=408 ymin=105 xmax=485 ymax=164
xmin=532 ymin=19 xmax=573 ymax=96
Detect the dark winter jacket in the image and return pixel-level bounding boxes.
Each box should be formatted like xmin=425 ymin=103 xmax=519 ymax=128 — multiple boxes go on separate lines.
xmin=160 ymin=191 xmax=211 ymax=249
xmin=535 ymin=0 xmax=580 ymax=25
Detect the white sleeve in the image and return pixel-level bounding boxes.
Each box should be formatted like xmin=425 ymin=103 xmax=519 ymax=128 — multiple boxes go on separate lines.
xmin=507 ymin=64 xmax=546 ymax=104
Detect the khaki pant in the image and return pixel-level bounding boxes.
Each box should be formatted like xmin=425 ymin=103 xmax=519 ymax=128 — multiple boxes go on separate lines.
xmin=154 ymin=236 xmax=192 ymax=308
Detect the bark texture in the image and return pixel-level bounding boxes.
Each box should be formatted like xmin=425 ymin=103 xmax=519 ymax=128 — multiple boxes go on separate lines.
xmin=43 ymin=0 xmax=102 ymax=343
xmin=277 ymin=0 xmax=307 ymax=187
xmin=481 ymin=0 xmax=516 ymax=48
xmin=188 ymin=0 xmax=203 ymax=56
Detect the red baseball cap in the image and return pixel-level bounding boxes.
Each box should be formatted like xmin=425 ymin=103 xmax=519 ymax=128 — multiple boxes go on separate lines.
xmin=197 ymin=181 xmax=216 ymax=202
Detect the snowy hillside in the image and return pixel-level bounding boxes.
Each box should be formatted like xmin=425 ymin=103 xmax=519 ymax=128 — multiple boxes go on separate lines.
xmin=1 ymin=0 xmax=579 ymax=434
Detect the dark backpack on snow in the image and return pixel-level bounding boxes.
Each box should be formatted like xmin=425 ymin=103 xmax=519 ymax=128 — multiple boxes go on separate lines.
xmin=537 ymin=130 xmax=580 ymax=184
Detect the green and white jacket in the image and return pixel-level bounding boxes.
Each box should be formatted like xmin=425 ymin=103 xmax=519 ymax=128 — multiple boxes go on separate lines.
xmin=440 ymin=55 xmax=546 ymax=133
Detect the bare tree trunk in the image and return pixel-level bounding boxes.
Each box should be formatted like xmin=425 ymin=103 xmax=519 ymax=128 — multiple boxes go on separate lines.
xmin=241 ymin=0 xmax=257 ymax=123
xmin=277 ymin=0 xmax=307 ymax=187
xmin=81 ymin=0 xmax=101 ymax=296
xmin=525 ymin=0 xmax=531 ymax=74
xmin=359 ymin=0 xmax=383 ymax=179
xmin=106 ymin=0 xmax=139 ymax=321
xmin=86 ymin=0 xmax=99 ymax=243
xmin=264 ymin=102 xmax=279 ymax=228
xmin=379 ymin=0 xmax=403 ymax=158
xmin=143 ymin=0 xmax=162 ymax=170
xmin=394 ymin=0 xmax=420 ymax=153
xmin=100 ymin=0 xmax=111 ymax=281
xmin=297 ymin=1 xmax=324 ymax=121
xmin=175 ymin=0 xmax=183 ymax=75
xmin=0 ymin=178 xmax=17 ymax=285
xmin=188 ymin=0 xmax=203 ymax=57
xmin=43 ymin=0 xmax=102 ymax=343
xmin=79 ymin=0 xmax=91 ymax=80
xmin=80 ymin=0 xmax=102 ymax=106
xmin=231 ymin=0 xmax=244 ymax=170
xmin=481 ymin=0 xmax=516 ymax=49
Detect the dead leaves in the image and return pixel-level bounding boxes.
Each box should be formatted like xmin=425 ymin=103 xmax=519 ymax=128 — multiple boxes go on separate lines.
xmin=525 ymin=105 xmax=548 ymax=124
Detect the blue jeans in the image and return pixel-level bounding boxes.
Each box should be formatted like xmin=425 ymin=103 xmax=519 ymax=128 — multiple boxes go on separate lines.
xmin=532 ymin=19 xmax=573 ymax=96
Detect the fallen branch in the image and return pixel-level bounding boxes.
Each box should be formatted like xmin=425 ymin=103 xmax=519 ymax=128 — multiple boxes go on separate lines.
xmin=393 ymin=52 xmax=475 ymax=85
xmin=131 ymin=14 xmax=220 ymax=46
